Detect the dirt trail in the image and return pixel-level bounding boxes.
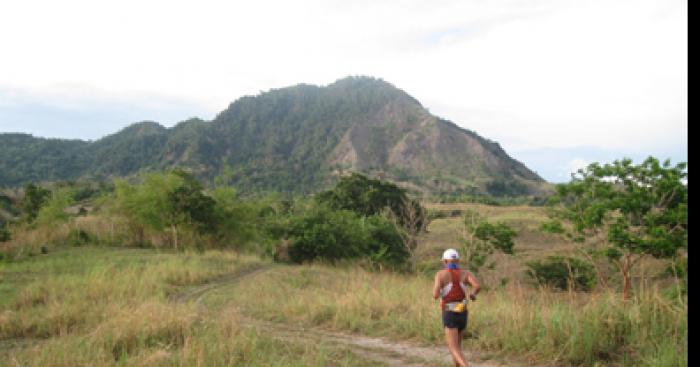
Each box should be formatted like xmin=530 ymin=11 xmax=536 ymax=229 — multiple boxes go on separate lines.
xmin=173 ymin=266 xmax=512 ymax=367
xmin=168 ymin=265 xmax=268 ymax=304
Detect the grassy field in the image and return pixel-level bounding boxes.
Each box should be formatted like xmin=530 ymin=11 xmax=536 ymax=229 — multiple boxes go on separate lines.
xmin=0 ymin=203 xmax=687 ymax=366
xmin=223 ymin=264 xmax=686 ymax=366
xmin=0 ymin=247 xmax=382 ymax=366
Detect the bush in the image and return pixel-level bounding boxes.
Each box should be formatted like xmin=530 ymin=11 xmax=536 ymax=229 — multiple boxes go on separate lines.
xmin=364 ymin=215 xmax=410 ymax=269
xmin=539 ymin=220 xmax=565 ymax=234
xmin=526 ymin=256 xmax=596 ymax=291
xmin=287 ymin=207 xmax=367 ymax=263
xmin=474 ymin=221 xmax=516 ymax=254
xmin=66 ymin=228 xmax=96 ymax=247
xmin=286 ymin=205 xmax=408 ymax=269
xmin=20 ymin=183 xmax=51 ymax=222
xmin=316 ymin=173 xmax=427 ymax=232
xmin=0 ymin=220 xmax=10 ymax=242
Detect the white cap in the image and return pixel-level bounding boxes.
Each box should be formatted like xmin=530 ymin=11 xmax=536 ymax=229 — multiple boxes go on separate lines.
xmin=442 ymin=248 xmax=459 ymax=260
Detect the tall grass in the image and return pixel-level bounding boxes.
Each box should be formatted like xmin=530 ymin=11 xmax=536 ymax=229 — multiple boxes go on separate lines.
xmin=0 ymin=248 xmax=259 ymax=339
xmin=227 ymin=265 xmax=686 ymax=366
xmin=1 ymin=247 xmax=380 ymax=366
xmin=3 ymin=304 xmax=379 ymax=367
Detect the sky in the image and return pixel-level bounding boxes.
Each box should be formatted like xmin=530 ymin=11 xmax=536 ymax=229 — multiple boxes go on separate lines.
xmin=0 ymin=0 xmax=687 ymax=182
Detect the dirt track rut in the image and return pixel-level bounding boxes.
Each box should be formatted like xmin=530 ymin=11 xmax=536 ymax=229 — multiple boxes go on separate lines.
xmin=172 ymin=266 xmax=510 ymax=367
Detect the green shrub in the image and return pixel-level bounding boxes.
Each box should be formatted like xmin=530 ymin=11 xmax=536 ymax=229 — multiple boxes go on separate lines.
xmin=316 ymin=173 xmax=426 ymax=231
xmin=0 ymin=220 xmax=10 ymax=242
xmin=20 ymin=183 xmax=51 ymax=222
xmin=66 ymin=228 xmax=96 ymax=247
xmin=286 ymin=205 xmax=408 ymax=269
xmin=526 ymin=256 xmax=596 ymax=291
xmin=539 ymin=220 xmax=565 ymax=234
xmin=364 ymin=215 xmax=410 ymax=269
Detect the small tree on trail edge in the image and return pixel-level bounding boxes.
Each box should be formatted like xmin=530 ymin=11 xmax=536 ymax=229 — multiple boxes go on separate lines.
xmin=459 ymin=209 xmax=516 ymax=274
xmin=114 ymin=170 xmax=217 ymax=249
xmin=547 ymin=157 xmax=687 ymax=299
xmin=166 ymin=170 xmax=217 ymax=249
xmin=383 ymin=197 xmax=428 ymax=269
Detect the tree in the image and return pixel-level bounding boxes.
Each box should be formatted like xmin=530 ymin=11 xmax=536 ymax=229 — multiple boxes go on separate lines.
xmin=317 ymin=173 xmax=411 ymax=219
xmin=383 ymin=197 xmax=428 ymax=268
xmin=458 ymin=209 xmax=517 ymax=273
xmin=34 ymin=187 xmax=74 ymax=226
xmin=114 ymin=170 xmax=217 ymax=249
xmin=20 ymin=183 xmax=51 ymax=222
xmin=549 ymin=157 xmax=687 ymax=299
xmin=166 ymin=170 xmax=217 ymax=248
xmin=316 ymin=173 xmax=427 ymax=269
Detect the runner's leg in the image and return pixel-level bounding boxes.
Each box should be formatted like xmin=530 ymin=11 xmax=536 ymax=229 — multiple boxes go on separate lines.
xmin=444 ymin=327 xmax=469 ymax=367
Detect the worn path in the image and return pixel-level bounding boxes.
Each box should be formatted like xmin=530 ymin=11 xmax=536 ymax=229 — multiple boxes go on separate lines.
xmin=172 ymin=266 xmax=515 ymax=367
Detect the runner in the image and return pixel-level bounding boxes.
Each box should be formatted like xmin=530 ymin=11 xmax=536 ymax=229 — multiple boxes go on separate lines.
xmin=433 ymin=248 xmax=481 ymax=367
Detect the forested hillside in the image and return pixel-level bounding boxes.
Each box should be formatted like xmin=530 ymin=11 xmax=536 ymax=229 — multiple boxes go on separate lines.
xmin=0 ymin=76 xmax=547 ymax=196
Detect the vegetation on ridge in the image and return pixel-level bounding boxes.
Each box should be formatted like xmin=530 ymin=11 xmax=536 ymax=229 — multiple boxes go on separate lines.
xmin=0 ymin=76 xmax=546 ymax=197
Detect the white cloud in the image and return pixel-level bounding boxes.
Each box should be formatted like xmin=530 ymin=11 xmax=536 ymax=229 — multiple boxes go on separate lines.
xmin=0 ymin=0 xmax=687 ymax=160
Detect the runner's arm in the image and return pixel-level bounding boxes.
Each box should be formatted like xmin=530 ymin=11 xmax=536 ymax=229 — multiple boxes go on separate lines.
xmin=433 ymin=272 xmax=441 ymax=300
xmin=465 ymin=271 xmax=481 ymax=300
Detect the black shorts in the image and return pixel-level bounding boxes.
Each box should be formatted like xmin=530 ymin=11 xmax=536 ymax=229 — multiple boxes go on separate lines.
xmin=442 ymin=310 xmax=468 ymax=332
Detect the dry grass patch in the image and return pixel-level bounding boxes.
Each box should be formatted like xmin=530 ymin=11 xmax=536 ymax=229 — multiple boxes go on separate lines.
xmin=225 ymin=264 xmax=686 ymax=366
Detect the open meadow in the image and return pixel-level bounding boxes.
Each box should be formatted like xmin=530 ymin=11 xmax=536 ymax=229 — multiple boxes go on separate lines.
xmin=0 ymin=199 xmax=687 ymax=367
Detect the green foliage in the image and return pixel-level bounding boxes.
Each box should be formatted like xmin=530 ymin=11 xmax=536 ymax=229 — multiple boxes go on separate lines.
xmin=485 ymin=179 xmax=529 ymax=197
xmin=35 ymin=187 xmax=75 ymax=226
xmin=113 ymin=170 xmax=253 ymax=250
xmin=20 ymin=183 xmax=51 ymax=222
xmin=317 ymin=173 xmax=427 ymax=232
xmin=208 ymin=185 xmax=260 ymax=251
xmin=66 ymin=228 xmax=96 ymax=247
xmin=475 ymin=221 xmax=516 ymax=254
xmin=459 ymin=209 xmax=517 ymax=273
xmin=539 ymin=219 xmax=565 ymax=234
xmin=660 ymin=256 xmax=687 ymax=299
xmin=550 ymin=157 xmax=687 ymax=296
xmin=114 ymin=174 xmax=171 ymax=235
xmin=526 ymin=256 xmax=597 ymax=291
xmin=660 ymin=256 xmax=687 ymax=279
xmin=286 ymin=205 xmax=409 ymax=269
xmin=287 ymin=207 xmax=367 ymax=263
xmin=0 ymin=77 xmax=544 ymax=198
xmin=0 ymin=194 xmax=16 ymax=214
xmin=167 ymin=170 xmax=217 ymax=233
xmin=554 ymin=157 xmax=687 ymax=257
xmin=436 ymin=193 xmax=548 ymax=206
xmin=311 ymin=173 xmax=426 ymax=268
xmin=0 ymin=220 xmax=10 ymax=242
xmin=70 ymin=181 xmax=109 ymax=202
xmin=317 ymin=173 xmax=408 ymax=217
xmin=0 ymin=134 xmax=90 ymax=187
xmin=114 ymin=171 xmax=215 ymax=248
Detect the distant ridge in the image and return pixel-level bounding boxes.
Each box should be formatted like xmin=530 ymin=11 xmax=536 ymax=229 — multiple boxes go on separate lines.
xmin=0 ymin=76 xmax=548 ymax=196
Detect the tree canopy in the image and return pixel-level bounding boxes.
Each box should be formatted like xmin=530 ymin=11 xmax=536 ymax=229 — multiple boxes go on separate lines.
xmin=549 ymin=157 xmax=687 ymax=298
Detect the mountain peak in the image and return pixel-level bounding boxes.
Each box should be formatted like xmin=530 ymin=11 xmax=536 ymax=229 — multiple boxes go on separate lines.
xmin=0 ymin=77 xmax=548 ymax=196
